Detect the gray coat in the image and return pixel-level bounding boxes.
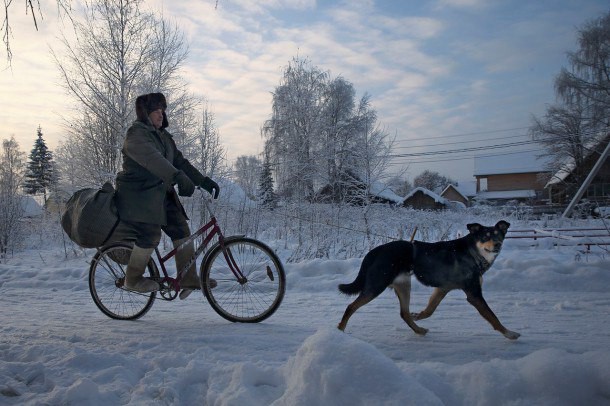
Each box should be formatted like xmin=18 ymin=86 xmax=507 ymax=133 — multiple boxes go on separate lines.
xmin=115 ymin=120 xmax=201 ymax=225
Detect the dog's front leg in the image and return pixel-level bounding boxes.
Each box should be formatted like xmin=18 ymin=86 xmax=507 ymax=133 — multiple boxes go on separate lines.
xmin=394 ymin=281 xmax=428 ymax=336
xmin=465 ymin=291 xmax=520 ymax=340
xmin=412 ymin=287 xmax=450 ymax=320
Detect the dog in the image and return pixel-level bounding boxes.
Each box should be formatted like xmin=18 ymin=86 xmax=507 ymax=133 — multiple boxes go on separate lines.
xmin=337 ymin=220 xmax=519 ymax=340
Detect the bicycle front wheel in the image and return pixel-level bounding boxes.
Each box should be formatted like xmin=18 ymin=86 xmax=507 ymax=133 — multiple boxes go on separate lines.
xmin=89 ymin=242 xmax=158 ymax=320
xmin=201 ymin=237 xmax=285 ymax=323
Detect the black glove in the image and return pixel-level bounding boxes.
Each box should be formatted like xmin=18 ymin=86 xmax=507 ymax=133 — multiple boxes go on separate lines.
xmin=174 ymin=171 xmax=195 ymax=197
xmin=201 ymin=177 xmax=220 ymax=199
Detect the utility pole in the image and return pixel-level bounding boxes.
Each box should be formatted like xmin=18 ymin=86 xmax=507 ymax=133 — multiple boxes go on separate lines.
xmin=562 ymin=139 xmax=610 ymax=218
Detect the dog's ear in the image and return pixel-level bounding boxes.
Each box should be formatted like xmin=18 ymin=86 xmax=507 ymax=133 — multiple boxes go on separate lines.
xmin=496 ymin=220 xmax=510 ymax=234
xmin=467 ymin=223 xmax=482 ymax=233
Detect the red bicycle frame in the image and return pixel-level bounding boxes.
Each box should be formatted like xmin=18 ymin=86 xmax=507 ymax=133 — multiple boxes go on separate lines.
xmin=154 ymin=199 xmax=247 ymax=293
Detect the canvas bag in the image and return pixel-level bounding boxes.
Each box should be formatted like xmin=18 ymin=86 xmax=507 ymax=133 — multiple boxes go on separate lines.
xmin=61 ymin=182 xmax=120 ymax=248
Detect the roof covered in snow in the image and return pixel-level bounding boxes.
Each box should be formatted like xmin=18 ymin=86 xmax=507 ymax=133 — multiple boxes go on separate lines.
xmin=546 ymin=134 xmax=610 ymax=187
xmin=454 ymin=180 xmax=477 ymax=197
xmin=403 ymin=187 xmax=448 ymax=204
xmin=369 ymin=181 xmax=404 ymax=204
xmin=441 ymin=184 xmax=468 ymax=200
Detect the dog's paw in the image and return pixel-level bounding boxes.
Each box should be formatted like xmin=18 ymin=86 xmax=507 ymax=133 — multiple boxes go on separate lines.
xmin=503 ymin=330 xmax=520 ymax=340
xmin=411 ymin=312 xmax=422 ymax=321
xmin=414 ymin=327 xmax=428 ymax=336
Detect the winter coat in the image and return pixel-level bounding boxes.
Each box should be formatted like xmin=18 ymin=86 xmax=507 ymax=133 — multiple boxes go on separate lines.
xmin=115 ymin=120 xmax=202 ymax=225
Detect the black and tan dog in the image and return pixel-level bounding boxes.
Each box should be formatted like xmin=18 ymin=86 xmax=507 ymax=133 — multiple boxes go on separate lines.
xmin=337 ymin=221 xmax=519 ymax=340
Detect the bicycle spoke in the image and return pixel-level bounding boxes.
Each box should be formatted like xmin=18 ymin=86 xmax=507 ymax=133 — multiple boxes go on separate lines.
xmin=202 ymin=238 xmax=285 ymax=323
xmin=89 ymin=243 xmax=157 ymax=320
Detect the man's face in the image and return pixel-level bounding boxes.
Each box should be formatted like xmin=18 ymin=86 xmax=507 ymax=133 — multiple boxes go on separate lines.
xmin=148 ymin=109 xmax=164 ymax=129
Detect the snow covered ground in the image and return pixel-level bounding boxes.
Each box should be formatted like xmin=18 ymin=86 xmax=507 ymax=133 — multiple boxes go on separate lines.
xmin=1 ymin=224 xmax=610 ymax=405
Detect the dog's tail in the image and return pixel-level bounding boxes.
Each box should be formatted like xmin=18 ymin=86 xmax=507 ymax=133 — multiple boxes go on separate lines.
xmin=338 ymin=271 xmax=365 ymax=296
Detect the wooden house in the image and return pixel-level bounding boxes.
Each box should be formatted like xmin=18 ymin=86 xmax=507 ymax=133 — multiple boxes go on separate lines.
xmin=403 ymin=187 xmax=447 ymax=210
xmin=440 ymin=184 xmax=470 ymax=206
xmin=473 ymin=150 xmax=552 ymax=204
xmin=545 ymin=134 xmax=610 ymax=205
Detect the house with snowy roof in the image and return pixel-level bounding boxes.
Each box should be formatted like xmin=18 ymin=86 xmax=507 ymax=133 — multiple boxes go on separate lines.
xmin=545 ymin=134 xmax=610 ymax=206
xmin=314 ymin=170 xmax=403 ymax=205
xmin=402 ymin=187 xmax=448 ymax=210
xmin=440 ymin=184 xmax=470 ymax=206
xmin=473 ymin=150 xmax=552 ymax=205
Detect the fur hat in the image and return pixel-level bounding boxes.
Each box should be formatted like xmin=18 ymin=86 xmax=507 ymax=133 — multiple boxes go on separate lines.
xmin=135 ymin=93 xmax=169 ymax=129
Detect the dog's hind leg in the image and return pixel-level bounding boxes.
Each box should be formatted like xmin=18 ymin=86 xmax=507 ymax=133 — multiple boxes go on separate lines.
xmin=412 ymin=287 xmax=450 ymax=321
xmin=393 ymin=281 xmax=428 ymax=336
xmin=337 ymin=293 xmax=375 ymax=331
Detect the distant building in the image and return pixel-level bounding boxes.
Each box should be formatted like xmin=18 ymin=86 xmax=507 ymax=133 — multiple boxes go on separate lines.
xmin=473 ymin=150 xmax=552 ymax=204
xmin=545 ymin=134 xmax=610 ymax=205
xmin=440 ymin=184 xmax=470 ymax=206
xmin=315 ymin=175 xmax=403 ymax=206
xmin=403 ymin=187 xmax=448 ymax=210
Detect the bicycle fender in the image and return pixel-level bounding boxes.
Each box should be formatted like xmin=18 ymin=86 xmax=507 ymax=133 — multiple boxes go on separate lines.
xmin=200 ymin=235 xmax=246 ymax=268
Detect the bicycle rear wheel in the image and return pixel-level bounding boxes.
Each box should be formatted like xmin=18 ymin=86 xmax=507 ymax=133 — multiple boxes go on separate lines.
xmin=201 ymin=237 xmax=285 ymax=323
xmin=89 ymin=242 xmax=158 ymax=320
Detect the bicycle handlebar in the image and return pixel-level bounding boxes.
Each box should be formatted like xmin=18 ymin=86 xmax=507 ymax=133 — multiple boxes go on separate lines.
xmin=197 ymin=187 xmax=216 ymax=218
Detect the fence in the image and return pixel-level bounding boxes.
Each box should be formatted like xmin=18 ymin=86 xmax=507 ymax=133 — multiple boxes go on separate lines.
xmin=506 ymin=227 xmax=610 ymax=252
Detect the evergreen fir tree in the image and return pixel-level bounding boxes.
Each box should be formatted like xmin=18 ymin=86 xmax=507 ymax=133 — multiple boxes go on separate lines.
xmin=23 ymin=126 xmax=56 ymax=204
xmin=258 ymin=156 xmax=277 ymax=209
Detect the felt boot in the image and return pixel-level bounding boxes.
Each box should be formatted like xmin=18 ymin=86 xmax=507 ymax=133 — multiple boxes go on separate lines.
xmin=174 ymin=238 xmax=200 ymax=300
xmin=124 ymin=245 xmax=158 ymax=293
xmin=174 ymin=237 xmax=217 ymax=300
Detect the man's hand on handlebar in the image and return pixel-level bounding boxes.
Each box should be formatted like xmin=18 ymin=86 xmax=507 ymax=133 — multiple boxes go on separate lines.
xmin=200 ymin=177 xmax=220 ymax=199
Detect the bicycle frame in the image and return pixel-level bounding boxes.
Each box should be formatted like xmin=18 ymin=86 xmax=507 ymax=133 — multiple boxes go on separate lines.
xmin=154 ymin=197 xmax=247 ymax=294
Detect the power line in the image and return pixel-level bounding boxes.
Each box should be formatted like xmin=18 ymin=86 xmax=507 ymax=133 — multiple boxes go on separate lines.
xmin=393 ymin=126 xmax=609 ymax=150
xmin=393 ymin=133 xmax=531 ymax=150
xmin=386 ymin=148 xmax=541 ymax=165
xmin=392 ymin=126 xmax=530 ymax=143
xmin=388 ymin=140 xmax=540 ymax=158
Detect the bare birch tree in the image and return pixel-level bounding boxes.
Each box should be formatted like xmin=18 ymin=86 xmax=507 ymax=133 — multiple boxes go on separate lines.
xmin=2 ymin=0 xmax=73 ymax=65
xmin=263 ymin=57 xmax=328 ymax=201
xmin=530 ymin=104 xmax=592 ymax=189
xmin=555 ymin=12 xmax=610 ymax=129
xmin=320 ymin=76 xmax=356 ymax=188
xmin=263 ymin=57 xmax=394 ymax=205
xmin=234 ymin=155 xmax=262 ymax=199
xmin=52 ymin=0 xmax=192 ymax=187
xmin=0 ymin=137 xmax=26 ymax=258
xmin=529 ymin=11 xmax=610 ymax=199
xmin=348 ymin=94 xmax=395 ymax=203
xmin=194 ymin=100 xmax=226 ymax=179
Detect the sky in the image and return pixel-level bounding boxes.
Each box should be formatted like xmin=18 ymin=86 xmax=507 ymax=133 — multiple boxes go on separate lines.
xmin=1 ymin=0 xmax=609 ymax=183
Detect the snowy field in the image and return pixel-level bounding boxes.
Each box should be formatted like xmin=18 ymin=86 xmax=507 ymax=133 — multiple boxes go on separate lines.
xmin=1 ymin=213 xmax=610 ymax=405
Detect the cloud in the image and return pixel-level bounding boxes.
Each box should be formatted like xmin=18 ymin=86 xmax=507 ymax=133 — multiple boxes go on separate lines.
xmin=3 ymin=0 xmax=607 ymax=183
xmin=435 ymin=0 xmax=487 ymax=9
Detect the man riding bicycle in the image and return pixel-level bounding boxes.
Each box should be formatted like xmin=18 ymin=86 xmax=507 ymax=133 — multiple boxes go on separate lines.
xmin=110 ymin=92 xmax=219 ymax=299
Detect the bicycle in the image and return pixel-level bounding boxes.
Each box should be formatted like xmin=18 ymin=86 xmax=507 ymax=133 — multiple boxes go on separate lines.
xmin=88 ymin=192 xmax=286 ymax=323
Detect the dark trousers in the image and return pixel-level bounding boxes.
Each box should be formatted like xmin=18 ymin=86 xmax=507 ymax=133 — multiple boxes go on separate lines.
xmin=109 ymin=195 xmax=191 ymax=249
